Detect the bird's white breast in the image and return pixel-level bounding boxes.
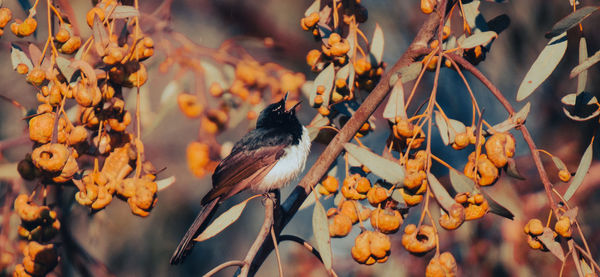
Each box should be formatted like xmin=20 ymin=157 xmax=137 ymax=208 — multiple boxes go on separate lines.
xmin=252 ymin=127 xmax=311 ymax=192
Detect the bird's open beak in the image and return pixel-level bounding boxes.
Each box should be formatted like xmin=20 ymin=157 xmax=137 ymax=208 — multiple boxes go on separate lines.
xmin=287 ymin=100 xmax=302 ymax=112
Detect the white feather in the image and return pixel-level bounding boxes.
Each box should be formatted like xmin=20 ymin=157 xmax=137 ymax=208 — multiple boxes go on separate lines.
xmin=252 ymin=127 xmax=311 ymax=192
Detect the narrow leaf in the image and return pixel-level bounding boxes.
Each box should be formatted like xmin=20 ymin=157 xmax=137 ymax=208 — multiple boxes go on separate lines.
xmin=70 ymin=60 xmax=97 ymax=85
xmin=92 ymin=14 xmax=109 ymax=56
xmin=545 ymin=6 xmax=599 ymax=39
xmin=489 ymin=102 xmax=530 ymax=133
xmin=562 ymin=207 xmax=578 ymax=221
xmin=310 ymin=63 xmax=335 ymax=107
xmin=570 ymin=49 xmax=600 ymax=78
xmin=10 ymin=44 xmax=33 ymax=70
xmin=484 ymin=192 xmax=514 ymax=220
xmin=313 ymin=200 xmax=333 ymax=270
xmin=382 ymin=79 xmax=407 ymax=120
xmin=459 ymin=31 xmax=497 ymax=49
xmin=435 ymin=111 xmax=450 ymax=145
xmin=427 ymin=173 xmax=455 ymax=211
xmin=156 ymin=176 xmax=176 ymax=191
xmin=28 ymin=44 xmax=43 ymax=66
xmin=109 ymin=5 xmax=139 ymax=19
xmin=299 ymin=190 xmax=319 ymax=210
xmin=517 ymin=32 xmax=568 ymax=101
xmin=397 ymin=62 xmax=422 ymax=84
xmin=551 ymin=156 xmax=568 ymax=171
xmin=344 ymin=143 xmax=405 ymax=185
xmin=195 ymin=197 xmax=253 ymax=242
xmin=370 ymin=23 xmax=384 ymax=65
xmin=449 ymin=169 xmax=475 ymax=194
xmin=55 ymin=57 xmax=76 ymax=82
xmin=304 ymin=0 xmax=320 ymax=16
xmin=307 ymin=114 xmax=330 ymax=141
xmin=564 ymin=138 xmax=594 ymax=201
xmin=538 ymin=227 xmax=565 ymax=261
xmin=580 ymin=258 xmax=593 ymax=275
xmin=505 ymin=158 xmax=526 ymax=180
xmin=577 ymin=37 xmax=588 ymax=94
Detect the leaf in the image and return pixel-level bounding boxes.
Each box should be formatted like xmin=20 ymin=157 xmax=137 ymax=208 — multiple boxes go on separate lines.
xmin=562 ymin=207 xmax=578 ymax=221
xmin=92 ymin=14 xmax=109 ymax=56
xmin=299 ymin=189 xmax=320 ymax=210
xmin=310 ymin=63 xmax=335 ymax=107
xmin=347 ymin=28 xmax=356 ymax=60
xmin=195 ymin=197 xmax=254 ymax=242
xmin=370 ymin=24 xmax=384 ymax=65
xmin=545 ymin=6 xmax=599 ymax=39
xmin=304 ymin=0 xmax=320 ymax=16
xmin=427 ymin=173 xmax=455 ymax=211
xmin=517 ymin=32 xmax=568 ymax=101
xmin=307 ymin=114 xmax=330 ymax=141
xmin=488 ymin=102 xmax=530 ymax=133
xmin=552 ymin=156 xmax=568 ymax=171
xmin=313 ymin=200 xmax=332 ymax=270
xmin=10 ymin=44 xmax=33 ymax=70
xmin=505 ymin=158 xmax=526 ymax=180
xmin=564 ymin=138 xmax=594 ymax=201
xmin=70 ymin=60 xmax=97 ymax=85
xmin=447 ymin=119 xmax=466 ymax=142
xmin=538 ymin=227 xmax=565 ymax=262
xmin=577 ymin=37 xmax=588 ymax=94
xmin=459 ymin=31 xmax=497 ymax=49
xmin=435 ymin=111 xmax=450 ymax=145
xmin=344 ymin=143 xmax=405 ymax=185
xmin=156 ymin=176 xmax=176 ymax=191
xmin=570 ymin=49 xmax=600 ymax=79
xmin=28 ymin=44 xmax=43 ymax=66
xmin=561 ymin=92 xmax=600 ymax=121
xmin=580 ymin=258 xmax=593 ymax=275
xmin=484 ymin=193 xmax=514 ymax=220
xmin=382 ymin=79 xmax=407 ymax=120
xmin=390 ymin=62 xmax=422 ymax=85
xmin=109 ymin=5 xmax=139 ymax=19
xmin=55 ymin=56 xmax=76 ymax=82
xmin=449 ymin=169 xmax=475 ymax=194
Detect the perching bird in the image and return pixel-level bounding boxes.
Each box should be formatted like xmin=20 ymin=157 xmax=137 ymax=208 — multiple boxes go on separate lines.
xmin=170 ymin=93 xmax=311 ymax=265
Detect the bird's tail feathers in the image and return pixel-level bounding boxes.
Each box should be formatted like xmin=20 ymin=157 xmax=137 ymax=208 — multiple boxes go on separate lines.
xmin=170 ymin=197 xmax=220 ymax=265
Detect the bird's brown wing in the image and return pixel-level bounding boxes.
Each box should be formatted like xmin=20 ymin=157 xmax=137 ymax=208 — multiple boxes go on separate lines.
xmin=202 ymin=145 xmax=285 ymax=205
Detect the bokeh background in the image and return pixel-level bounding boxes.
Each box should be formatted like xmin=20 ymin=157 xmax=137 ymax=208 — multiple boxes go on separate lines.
xmin=1 ymin=0 xmax=600 ymax=276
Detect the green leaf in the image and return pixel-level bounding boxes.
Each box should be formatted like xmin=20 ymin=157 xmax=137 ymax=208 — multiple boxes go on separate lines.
xmin=577 ymin=37 xmax=588 ymax=94
xmin=382 ymin=79 xmax=407 ymax=120
xmin=304 ymin=0 xmax=320 ymax=16
xmin=10 ymin=44 xmax=33 ymax=70
xmin=28 ymin=44 xmax=43 ymax=66
xmin=564 ymin=138 xmax=594 ymax=201
xmin=517 ymin=32 xmax=568 ymax=101
xmin=449 ymin=169 xmax=476 ymax=193
xmin=156 ymin=176 xmax=176 ymax=191
xmin=580 ymin=258 xmax=594 ymax=275
xmin=56 ymin=57 xmax=76 ymax=82
xmin=561 ymin=92 xmax=600 ymax=121
xmin=344 ymin=143 xmax=405 ymax=185
xmin=427 ymin=173 xmax=455 ymax=211
xmin=313 ymin=200 xmax=332 ymax=270
xmin=299 ymin=189 xmax=319 ymax=210
xmin=307 ymin=114 xmax=330 ymax=141
xmin=370 ymin=23 xmax=384 ymax=65
xmin=488 ymin=102 xmax=530 ymax=133
xmin=195 ymin=197 xmax=254 ymax=242
xmin=505 ymin=158 xmax=525 ymax=180
xmin=459 ymin=31 xmax=497 ymax=49
xmin=92 ymin=14 xmax=109 ymax=56
xmin=545 ymin=6 xmax=599 ymax=39
xmin=109 ymin=5 xmax=139 ymax=19
xmin=390 ymin=62 xmax=423 ymax=85
xmin=552 ymin=156 xmax=568 ymax=171
xmin=570 ymin=49 xmax=600 ymax=79
xmin=310 ymin=63 xmax=335 ymax=107
xmin=70 ymin=60 xmax=97 ymax=85
xmin=447 ymin=119 xmax=466 ymax=143
xmin=538 ymin=227 xmax=565 ymax=261
xmin=435 ymin=111 xmax=450 ymax=145
xmin=484 ymin=193 xmax=514 ymax=220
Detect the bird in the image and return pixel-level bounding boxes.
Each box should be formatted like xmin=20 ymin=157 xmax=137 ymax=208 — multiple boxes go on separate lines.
xmin=170 ymin=93 xmax=311 ymax=265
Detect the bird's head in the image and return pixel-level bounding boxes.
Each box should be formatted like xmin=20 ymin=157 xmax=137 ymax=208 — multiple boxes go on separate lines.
xmin=256 ymin=93 xmax=301 ymax=129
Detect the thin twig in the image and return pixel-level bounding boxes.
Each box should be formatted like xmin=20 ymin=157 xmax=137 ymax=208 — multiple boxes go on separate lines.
xmin=203 ymin=260 xmax=245 ymax=277
xmin=270 ymin=226 xmax=283 ymax=277
xmin=575 ymin=244 xmax=600 ymax=273
xmin=238 ymin=194 xmax=275 ymax=276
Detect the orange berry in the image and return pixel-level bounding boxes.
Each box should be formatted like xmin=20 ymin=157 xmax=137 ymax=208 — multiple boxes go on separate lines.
xmin=442 ymin=25 xmax=451 ymax=40
xmin=0 ymin=8 xmax=12 ymax=29
xmin=329 ymin=214 xmax=352 ymax=237
xmin=17 ymin=18 xmax=37 ymax=37
xmin=55 ymin=27 xmax=70 ymax=43
xmin=367 ymin=186 xmax=388 ymax=206
xmin=16 ymin=63 xmax=29 ymax=75
xmin=555 ymin=216 xmax=572 ymax=238
xmin=86 ymin=7 xmax=105 ymax=27
xmin=322 ymin=176 xmax=339 ymax=193
xmin=421 ymin=0 xmax=436 ymax=14
xmin=26 ymin=67 xmax=46 ymax=86
xmin=425 ymin=55 xmax=439 ymax=71
xmin=306 ymin=49 xmax=321 ymax=68
xmin=318 ymin=106 xmax=330 ymax=116
xmin=314 ymin=94 xmax=324 ymax=106
xmin=60 ymin=36 xmax=82 ymax=54
xmin=353 ymin=58 xmax=372 ymax=75
xmin=558 ymin=169 xmax=571 ymax=182
xmin=356 ymin=177 xmax=371 ymax=194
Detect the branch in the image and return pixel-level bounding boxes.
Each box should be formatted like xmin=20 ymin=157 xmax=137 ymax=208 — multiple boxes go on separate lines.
xmin=203 ymin=260 xmax=245 ymax=277
xmin=246 ymin=11 xmax=442 ymax=276
xmin=238 ymin=193 xmax=276 ymax=276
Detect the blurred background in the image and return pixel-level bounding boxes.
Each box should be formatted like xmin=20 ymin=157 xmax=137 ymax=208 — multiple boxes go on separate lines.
xmin=0 ymin=0 xmax=599 ymax=276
